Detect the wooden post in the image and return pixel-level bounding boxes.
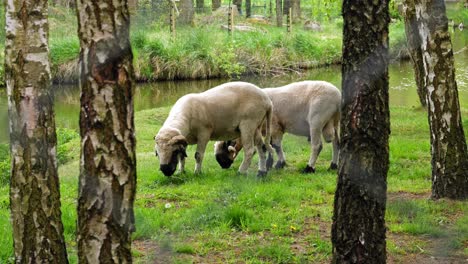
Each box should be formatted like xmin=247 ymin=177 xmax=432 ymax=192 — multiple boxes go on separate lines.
xmin=287 ymin=8 xmax=292 ymax=32
xmin=170 ymin=6 xmax=176 ymax=40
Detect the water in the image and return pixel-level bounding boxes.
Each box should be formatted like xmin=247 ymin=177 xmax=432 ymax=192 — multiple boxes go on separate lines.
xmin=0 ymin=29 xmax=467 ymax=144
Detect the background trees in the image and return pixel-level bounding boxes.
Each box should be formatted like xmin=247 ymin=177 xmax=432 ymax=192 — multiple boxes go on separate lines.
xmin=412 ymin=0 xmax=468 ymax=200
xmin=5 ymin=0 xmax=68 ymax=262
xmin=332 ymin=0 xmax=390 ymax=262
xmin=75 ymin=0 xmax=137 ymax=262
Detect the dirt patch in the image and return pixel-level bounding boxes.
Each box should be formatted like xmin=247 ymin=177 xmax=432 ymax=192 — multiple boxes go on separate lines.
xmin=388 ymin=191 xmax=432 ymax=202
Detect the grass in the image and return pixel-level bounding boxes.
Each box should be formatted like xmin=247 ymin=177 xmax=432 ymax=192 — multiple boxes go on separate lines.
xmin=1 ymin=104 xmax=467 ymax=263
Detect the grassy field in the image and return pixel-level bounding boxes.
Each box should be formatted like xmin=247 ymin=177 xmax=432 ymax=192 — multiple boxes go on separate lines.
xmin=1 ymin=105 xmax=467 ymax=263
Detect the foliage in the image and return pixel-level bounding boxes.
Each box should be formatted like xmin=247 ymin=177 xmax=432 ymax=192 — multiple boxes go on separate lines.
xmin=0 ymin=144 xmax=10 ymax=186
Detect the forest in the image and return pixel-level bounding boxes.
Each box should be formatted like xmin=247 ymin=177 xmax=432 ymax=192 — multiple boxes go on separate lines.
xmin=0 ymin=0 xmax=467 ymax=263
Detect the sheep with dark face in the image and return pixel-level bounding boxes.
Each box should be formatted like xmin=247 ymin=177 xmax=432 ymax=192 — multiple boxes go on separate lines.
xmin=154 ymin=82 xmax=274 ymax=176
xmin=214 ymin=81 xmax=341 ymax=173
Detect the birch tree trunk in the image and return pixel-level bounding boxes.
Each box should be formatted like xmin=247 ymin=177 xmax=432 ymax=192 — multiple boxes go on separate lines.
xmin=331 ymin=0 xmax=390 ymax=263
xmin=5 ymin=0 xmax=68 ymax=262
xmin=414 ymin=0 xmax=468 ymax=200
xmin=75 ymin=0 xmax=137 ymax=262
xmin=402 ymin=0 xmax=427 ymax=107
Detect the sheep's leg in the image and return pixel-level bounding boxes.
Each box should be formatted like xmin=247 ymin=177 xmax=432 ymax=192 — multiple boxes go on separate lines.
xmin=194 ymin=132 xmax=210 ymax=174
xmin=238 ymin=127 xmax=256 ymax=175
xmin=303 ymin=127 xmax=323 ymax=173
xmin=269 ymin=133 xmax=285 ymax=169
xmin=254 ymin=130 xmax=268 ymax=176
xmin=329 ymin=117 xmax=340 ymax=170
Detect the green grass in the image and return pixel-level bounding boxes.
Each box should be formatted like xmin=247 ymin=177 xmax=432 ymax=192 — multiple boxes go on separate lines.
xmin=2 ymin=104 xmax=467 ymax=262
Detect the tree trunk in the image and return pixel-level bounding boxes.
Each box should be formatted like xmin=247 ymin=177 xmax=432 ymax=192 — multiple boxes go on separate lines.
xmin=414 ymin=0 xmax=468 ymax=200
xmin=234 ymin=0 xmax=243 ymax=14
xmin=212 ymin=0 xmax=221 ymax=10
xmin=75 ymin=0 xmax=137 ymax=262
xmin=5 ymin=0 xmax=69 ymax=262
xmin=276 ymin=0 xmax=282 ymax=26
xmin=179 ymin=0 xmax=195 ymax=25
xmin=196 ymin=0 xmax=204 ymax=13
xmin=402 ymin=0 xmax=427 ymax=107
xmin=283 ymin=0 xmax=290 ymax=15
xmin=291 ymin=0 xmax=301 ymax=23
xmin=246 ymin=0 xmax=252 ymax=17
xmin=331 ymin=0 xmax=390 ymax=263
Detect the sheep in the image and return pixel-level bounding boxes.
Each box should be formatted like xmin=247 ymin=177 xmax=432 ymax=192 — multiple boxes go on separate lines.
xmin=214 ymin=80 xmax=341 ymax=173
xmin=154 ymin=81 xmax=274 ymax=177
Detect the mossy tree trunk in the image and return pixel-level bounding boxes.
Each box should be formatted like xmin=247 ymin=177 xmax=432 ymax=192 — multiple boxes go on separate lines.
xmin=414 ymin=0 xmax=468 ymax=200
xmin=75 ymin=0 xmax=137 ymax=262
xmin=402 ymin=0 xmax=427 ymax=107
xmin=276 ymin=0 xmax=282 ymax=26
xmin=179 ymin=0 xmax=194 ymax=25
xmin=5 ymin=0 xmax=69 ymax=262
xmin=331 ymin=0 xmax=390 ymax=263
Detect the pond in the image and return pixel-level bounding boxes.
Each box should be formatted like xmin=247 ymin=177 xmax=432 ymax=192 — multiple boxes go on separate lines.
xmin=0 ymin=28 xmax=467 ymax=144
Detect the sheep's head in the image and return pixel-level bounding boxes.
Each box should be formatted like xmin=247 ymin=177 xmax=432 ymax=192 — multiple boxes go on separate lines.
xmin=213 ymin=140 xmax=239 ymax=169
xmin=154 ymin=128 xmax=187 ymax=176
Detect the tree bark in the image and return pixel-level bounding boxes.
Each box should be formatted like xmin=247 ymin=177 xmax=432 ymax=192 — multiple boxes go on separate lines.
xmin=291 ymin=0 xmax=300 ymax=23
xmin=414 ymin=0 xmax=468 ymax=200
xmin=331 ymin=0 xmax=390 ymax=263
xmin=402 ymin=0 xmax=427 ymax=107
xmin=276 ymin=0 xmax=282 ymax=26
xmin=179 ymin=0 xmax=195 ymax=25
xmin=5 ymin=0 xmax=69 ymax=262
xmin=246 ymin=0 xmax=251 ymax=17
xmin=283 ymin=0 xmax=290 ymax=15
xmin=75 ymin=0 xmax=137 ymax=262
xmin=212 ymin=0 xmax=221 ymax=10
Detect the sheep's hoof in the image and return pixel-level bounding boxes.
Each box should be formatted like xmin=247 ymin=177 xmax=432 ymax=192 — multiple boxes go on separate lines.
xmin=275 ymin=161 xmax=286 ymax=169
xmin=257 ymin=170 xmax=267 ymax=178
xmin=329 ymin=163 xmax=338 ymax=170
xmin=302 ymin=165 xmax=315 ymax=174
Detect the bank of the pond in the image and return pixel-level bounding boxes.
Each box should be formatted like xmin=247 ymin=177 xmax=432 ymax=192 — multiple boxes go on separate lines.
xmin=0 ymin=13 xmax=409 ymax=86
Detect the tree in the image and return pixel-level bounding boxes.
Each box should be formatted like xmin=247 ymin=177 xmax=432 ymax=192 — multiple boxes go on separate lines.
xmin=5 ymin=0 xmax=69 ymax=262
xmin=413 ymin=0 xmax=468 ymax=199
xmin=75 ymin=0 xmax=137 ymax=262
xmin=331 ymin=0 xmax=390 ymax=263
xmin=246 ymin=0 xmax=252 ymax=17
xmin=291 ymin=0 xmax=301 ymax=23
xmin=234 ymin=0 xmax=243 ymax=14
xmin=276 ymin=0 xmax=282 ymax=26
xmin=402 ymin=0 xmax=427 ymax=107
xmin=179 ymin=0 xmax=195 ymax=25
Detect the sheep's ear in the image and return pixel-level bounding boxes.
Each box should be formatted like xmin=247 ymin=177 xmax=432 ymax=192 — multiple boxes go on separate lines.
xmin=169 ymin=135 xmax=188 ymax=147
xmin=154 ymin=135 xmax=157 ymax=140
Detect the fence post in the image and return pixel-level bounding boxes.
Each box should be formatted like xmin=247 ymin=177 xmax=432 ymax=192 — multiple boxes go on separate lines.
xmin=287 ymin=7 xmax=292 ymax=32
xmin=228 ymin=6 xmax=234 ymax=37
xmin=170 ymin=6 xmax=176 ymax=40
